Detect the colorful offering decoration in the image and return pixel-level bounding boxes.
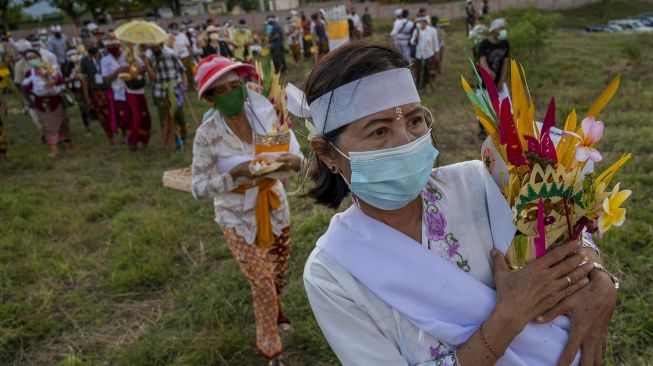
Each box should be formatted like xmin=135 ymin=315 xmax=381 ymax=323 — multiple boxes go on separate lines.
xmin=461 ymin=59 xmax=632 ymax=268
xmin=254 ymin=59 xmax=290 ymax=155
xmin=249 ymin=158 xmax=284 ymax=176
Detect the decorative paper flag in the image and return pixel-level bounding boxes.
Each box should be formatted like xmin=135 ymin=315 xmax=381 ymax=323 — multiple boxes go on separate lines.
xmin=325 ymin=5 xmax=350 ymax=51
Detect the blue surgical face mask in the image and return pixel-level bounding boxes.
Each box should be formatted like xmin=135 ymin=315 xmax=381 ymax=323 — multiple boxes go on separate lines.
xmin=332 ymin=130 xmax=438 ymax=210
xmin=498 ymin=29 xmax=508 ymax=41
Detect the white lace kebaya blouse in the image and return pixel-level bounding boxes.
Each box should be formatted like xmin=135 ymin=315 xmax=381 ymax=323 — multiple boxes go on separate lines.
xmin=304 ymin=161 xmax=597 ymax=366
xmin=191 ymin=89 xmax=303 ymax=244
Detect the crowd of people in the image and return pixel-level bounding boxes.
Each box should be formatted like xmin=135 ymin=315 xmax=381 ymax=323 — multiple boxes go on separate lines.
xmin=0 ymin=3 xmax=623 ymax=366
xmin=0 ymin=9 xmax=375 ymax=160
xmin=391 ymin=7 xmax=446 ymax=93
xmin=279 ymin=7 xmax=375 ymax=69
xmin=1 ymin=23 xmax=193 ymax=157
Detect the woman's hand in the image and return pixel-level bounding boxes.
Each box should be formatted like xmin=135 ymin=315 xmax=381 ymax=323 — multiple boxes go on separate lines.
xmin=535 ymin=251 xmax=617 ymax=366
xmin=275 ymin=153 xmax=301 ymax=172
xmin=245 ymin=81 xmax=263 ymax=93
xmin=229 ymin=160 xmax=253 ymax=179
xmin=456 ymin=242 xmax=596 ymax=366
xmin=492 ymin=240 xmax=595 ymax=332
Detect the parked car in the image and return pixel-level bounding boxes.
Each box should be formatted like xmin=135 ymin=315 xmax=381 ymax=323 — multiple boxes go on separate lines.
xmin=609 ymin=19 xmax=653 ymax=33
xmin=607 ymin=24 xmax=624 ymax=32
xmin=585 ymin=24 xmax=623 ymax=33
xmin=586 ymin=24 xmax=615 ymax=33
xmin=630 ymin=15 xmax=653 ymax=27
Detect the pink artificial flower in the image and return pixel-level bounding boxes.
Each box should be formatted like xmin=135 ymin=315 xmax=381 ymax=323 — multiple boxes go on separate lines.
xmin=575 ymin=116 xmax=604 ymax=162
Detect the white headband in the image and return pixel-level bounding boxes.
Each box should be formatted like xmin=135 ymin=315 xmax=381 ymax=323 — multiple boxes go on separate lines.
xmin=286 ymin=68 xmax=420 ymax=138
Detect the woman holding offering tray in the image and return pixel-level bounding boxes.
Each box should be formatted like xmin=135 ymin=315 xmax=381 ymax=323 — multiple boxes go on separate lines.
xmin=294 ymin=41 xmax=618 ymax=366
xmin=191 ymin=55 xmax=302 ymax=366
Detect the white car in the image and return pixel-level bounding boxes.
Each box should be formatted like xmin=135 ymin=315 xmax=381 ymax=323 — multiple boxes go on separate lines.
xmin=608 ymin=19 xmax=653 ymax=33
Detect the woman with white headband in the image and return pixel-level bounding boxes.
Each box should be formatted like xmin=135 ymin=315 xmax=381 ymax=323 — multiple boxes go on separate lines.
xmin=190 ymin=55 xmax=303 ymax=366
xmin=293 ymin=41 xmax=616 ymax=366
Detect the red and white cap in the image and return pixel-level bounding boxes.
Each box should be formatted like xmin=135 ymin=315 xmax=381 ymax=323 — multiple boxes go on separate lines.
xmin=194 ymin=55 xmax=257 ymax=99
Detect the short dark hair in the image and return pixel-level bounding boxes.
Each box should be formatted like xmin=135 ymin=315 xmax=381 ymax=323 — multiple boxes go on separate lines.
xmin=303 ymin=40 xmax=409 ymax=209
xmin=402 ymin=9 xmax=410 ymax=18
xmin=24 ymin=49 xmax=41 ymax=58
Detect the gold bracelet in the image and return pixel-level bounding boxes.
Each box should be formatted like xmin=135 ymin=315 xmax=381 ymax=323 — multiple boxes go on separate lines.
xmin=593 ymin=262 xmax=620 ymax=289
xmin=479 ymin=323 xmax=500 ymax=359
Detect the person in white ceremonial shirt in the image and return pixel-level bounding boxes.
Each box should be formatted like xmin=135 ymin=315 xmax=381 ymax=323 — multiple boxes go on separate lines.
xmin=32 ymin=37 xmax=59 ymax=73
xmin=390 ymin=9 xmax=414 ymax=61
xmin=169 ymin=22 xmax=195 ymax=90
xmin=410 ymin=16 xmax=440 ymax=92
xmin=287 ymin=41 xmax=618 ymax=366
xmin=119 ymin=45 xmax=152 ymax=150
xmin=21 ymin=49 xmax=72 ymax=157
xmin=47 ymin=25 xmax=68 ymax=67
xmin=100 ymin=39 xmax=130 ymax=139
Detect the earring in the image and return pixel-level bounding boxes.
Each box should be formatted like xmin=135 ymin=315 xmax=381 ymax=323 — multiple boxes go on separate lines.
xmin=329 ymin=165 xmax=338 ymax=174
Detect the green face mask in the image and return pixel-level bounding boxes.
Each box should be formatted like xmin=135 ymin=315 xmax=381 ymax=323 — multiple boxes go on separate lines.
xmin=213 ymin=85 xmax=246 ymax=117
xmin=498 ymin=29 xmax=508 ymax=41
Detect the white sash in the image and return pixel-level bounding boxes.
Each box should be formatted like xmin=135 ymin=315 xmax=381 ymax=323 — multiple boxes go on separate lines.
xmin=317 ymin=205 xmax=580 ymax=365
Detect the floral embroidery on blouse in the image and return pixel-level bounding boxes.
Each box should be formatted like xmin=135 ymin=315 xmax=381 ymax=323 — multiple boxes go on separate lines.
xmin=422 ymin=186 xmax=471 ymax=272
xmin=429 ymin=341 xmax=458 ymax=365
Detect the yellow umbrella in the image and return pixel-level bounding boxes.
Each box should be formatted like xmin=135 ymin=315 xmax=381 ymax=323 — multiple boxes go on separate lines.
xmin=114 ymin=20 xmax=168 ymax=45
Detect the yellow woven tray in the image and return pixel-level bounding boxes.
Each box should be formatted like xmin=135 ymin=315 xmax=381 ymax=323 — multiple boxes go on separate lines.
xmin=162 ymin=167 xmax=192 ymax=192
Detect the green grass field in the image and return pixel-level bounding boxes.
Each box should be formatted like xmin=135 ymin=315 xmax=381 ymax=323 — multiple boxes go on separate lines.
xmin=2 ymin=3 xmax=653 ymax=365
